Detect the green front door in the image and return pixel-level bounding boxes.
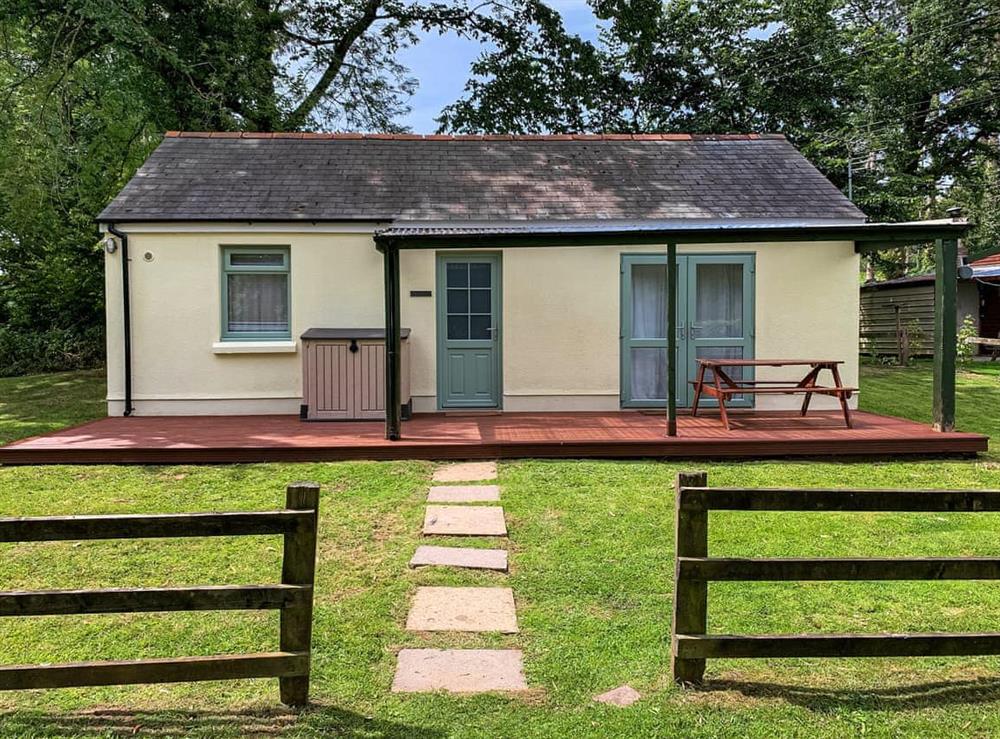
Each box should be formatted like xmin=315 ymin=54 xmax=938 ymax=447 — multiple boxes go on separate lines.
xmin=437 ymin=254 xmax=502 ymax=408
xmin=621 ymin=253 xmax=754 ymax=408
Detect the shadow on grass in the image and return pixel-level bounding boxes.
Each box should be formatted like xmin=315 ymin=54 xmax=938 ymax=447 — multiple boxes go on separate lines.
xmin=697 ymin=676 xmax=1000 ymax=712
xmin=0 ymin=703 xmax=445 ymax=738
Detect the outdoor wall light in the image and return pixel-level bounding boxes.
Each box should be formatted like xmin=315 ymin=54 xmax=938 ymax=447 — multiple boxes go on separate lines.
xmin=103 ymin=235 xmax=118 ymax=253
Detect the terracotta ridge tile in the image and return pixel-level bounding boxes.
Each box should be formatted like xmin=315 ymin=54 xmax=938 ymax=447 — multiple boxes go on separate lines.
xmin=163 ymin=131 xmax=786 ymax=142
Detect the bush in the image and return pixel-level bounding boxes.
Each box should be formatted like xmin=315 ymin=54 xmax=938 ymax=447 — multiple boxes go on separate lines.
xmin=957 ymin=314 xmax=979 ymax=363
xmin=0 ymin=326 xmax=104 ymax=377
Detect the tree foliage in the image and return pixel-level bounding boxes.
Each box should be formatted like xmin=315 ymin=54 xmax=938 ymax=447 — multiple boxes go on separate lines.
xmin=442 ymin=0 xmax=1000 ymax=269
xmin=0 ymin=0 xmax=997 ymax=375
xmin=0 ymin=0 xmax=519 ymax=367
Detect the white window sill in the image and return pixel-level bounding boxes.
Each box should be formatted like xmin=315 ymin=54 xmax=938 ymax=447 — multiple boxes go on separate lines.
xmin=212 ymin=340 xmax=298 ymax=354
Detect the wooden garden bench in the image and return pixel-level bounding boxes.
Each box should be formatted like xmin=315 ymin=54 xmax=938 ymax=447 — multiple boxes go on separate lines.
xmin=691 ymin=358 xmax=856 ymax=430
xmin=966 ymin=336 xmax=1000 ymax=360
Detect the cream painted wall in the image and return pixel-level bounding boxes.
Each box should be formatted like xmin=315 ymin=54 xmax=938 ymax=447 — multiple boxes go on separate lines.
xmin=500 ymin=241 xmax=859 ymax=411
xmin=106 ymin=230 xmax=389 ymax=414
xmin=105 ymin=228 xmax=859 ymax=415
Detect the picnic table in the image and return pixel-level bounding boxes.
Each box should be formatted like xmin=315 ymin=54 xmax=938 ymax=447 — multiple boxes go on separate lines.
xmin=966 ymin=336 xmax=1000 ymax=360
xmin=691 ymin=359 xmax=856 ymax=431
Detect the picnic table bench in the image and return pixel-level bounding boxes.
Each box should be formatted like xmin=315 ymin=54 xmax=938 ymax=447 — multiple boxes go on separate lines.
xmin=966 ymin=336 xmax=1000 ymax=360
xmin=691 ymin=359 xmax=856 ymax=431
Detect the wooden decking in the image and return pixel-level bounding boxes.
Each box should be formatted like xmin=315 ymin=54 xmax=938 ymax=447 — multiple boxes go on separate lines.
xmin=0 ymin=410 xmax=987 ymax=464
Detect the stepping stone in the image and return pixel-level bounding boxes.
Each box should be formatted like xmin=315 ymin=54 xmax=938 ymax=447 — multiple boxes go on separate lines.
xmin=423 ymin=505 xmax=507 ymax=536
xmin=428 ymin=484 xmax=501 ymax=503
xmin=392 ymin=649 xmax=528 ymax=693
xmin=594 ymin=685 xmax=642 ymax=707
xmin=410 ymin=545 xmax=508 ymax=572
xmin=406 ymin=587 xmax=518 ymax=633
xmin=433 ymin=461 xmax=497 ymax=482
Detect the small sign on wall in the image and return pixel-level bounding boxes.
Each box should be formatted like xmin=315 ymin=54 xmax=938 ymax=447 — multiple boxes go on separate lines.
xmin=410 ymin=290 xmax=432 ymax=297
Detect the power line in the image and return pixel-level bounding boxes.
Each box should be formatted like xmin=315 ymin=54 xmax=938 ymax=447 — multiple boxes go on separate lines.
xmin=814 ymin=87 xmax=999 ymax=148
xmin=712 ymin=6 xmax=996 ymax=101
xmin=743 ymin=1 xmax=984 ymax=74
xmin=764 ymin=9 xmax=995 ymax=87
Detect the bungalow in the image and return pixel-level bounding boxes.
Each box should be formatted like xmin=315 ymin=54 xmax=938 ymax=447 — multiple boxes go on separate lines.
xmin=96 ymin=132 xmax=968 ymax=442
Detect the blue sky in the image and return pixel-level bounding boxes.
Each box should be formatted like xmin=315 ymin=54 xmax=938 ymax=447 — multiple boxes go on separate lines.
xmin=396 ymin=1 xmax=602 ymax=132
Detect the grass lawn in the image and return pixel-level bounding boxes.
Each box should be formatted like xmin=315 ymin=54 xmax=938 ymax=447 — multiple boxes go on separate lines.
xmin=0 ymin=363 xmax=998 ymax=737
xmin=0 ymin=369 xmax=106 ymax=447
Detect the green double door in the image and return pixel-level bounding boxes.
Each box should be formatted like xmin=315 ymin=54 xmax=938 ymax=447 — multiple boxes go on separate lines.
xmin=436 ymin=254 xmax=502 ymax=408
xmin=621 ymin=253 xmax=755 ymax=408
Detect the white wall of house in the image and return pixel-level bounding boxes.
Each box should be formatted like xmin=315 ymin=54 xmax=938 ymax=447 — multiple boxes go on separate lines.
xmin=105 ymin=225 xmax=859 ymax=415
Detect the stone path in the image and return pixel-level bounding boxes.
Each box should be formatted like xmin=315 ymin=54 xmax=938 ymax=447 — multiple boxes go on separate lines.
xmin=427 ymin=484 xmax=501 ymax=503
xmin=393 ymin=460 xmax=527 ymax=694
xmin=392 ymin=649 xmax=527 ymax=693
xmin=409 ymin=545 xmax=508 ymax=572
xmin=432 ymin=461 xmax=497 ymax=482
xmin=423 ymin=505 xmax=507 ymax=536
xmin=406 ymin=587 xmax=518 ymax=633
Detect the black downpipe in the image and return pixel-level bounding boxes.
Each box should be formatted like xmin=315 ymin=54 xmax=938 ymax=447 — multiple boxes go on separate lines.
xmin=107 ymin=224 xmax=133 ymax=416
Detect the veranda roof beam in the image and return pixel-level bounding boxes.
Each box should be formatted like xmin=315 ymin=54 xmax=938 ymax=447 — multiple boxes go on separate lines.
xmin=373 ymin=219 xmax=969 ymax=252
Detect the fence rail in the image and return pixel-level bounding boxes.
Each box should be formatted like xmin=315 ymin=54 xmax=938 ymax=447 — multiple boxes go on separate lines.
xmin=671 ymin=472 xmax=1000 ymax=684
xmin=0 ymin=482 xmax=320 ymax=706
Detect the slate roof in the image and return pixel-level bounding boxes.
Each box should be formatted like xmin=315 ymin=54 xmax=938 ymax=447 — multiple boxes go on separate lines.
xmin=98 ymin=132 xmax=866 ymax=223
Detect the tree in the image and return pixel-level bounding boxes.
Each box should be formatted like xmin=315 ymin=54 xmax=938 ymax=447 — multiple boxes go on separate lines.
xmin=0 ymin=0 xmax=523 ymax=372
xmin=4 ymin=0 xmax=517 ymax=132
xmin=441 ymin=0 xmax=1000 ymax=278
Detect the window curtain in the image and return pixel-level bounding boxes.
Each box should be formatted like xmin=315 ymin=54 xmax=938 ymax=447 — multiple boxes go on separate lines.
xmin=228 ymin=274 xmax=289 ymax=332
xmin=631 ymin=264 xmax=668 ymax=399
xmin=632 ymin=264 xmax=667 ymax=339
xmin=631 ymin=348 xmax=667 ymax=399
xmin=695 ymin=264 xmax=742 ymax=338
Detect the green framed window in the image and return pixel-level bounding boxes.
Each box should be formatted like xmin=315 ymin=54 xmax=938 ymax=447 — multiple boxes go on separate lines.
xmin=220 ymin=246 xmax=291 ymax=340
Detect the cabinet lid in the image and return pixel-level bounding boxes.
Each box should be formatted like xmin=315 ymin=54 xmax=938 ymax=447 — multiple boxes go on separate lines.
xmin=301 ymin=328 xmax=411 ymax=340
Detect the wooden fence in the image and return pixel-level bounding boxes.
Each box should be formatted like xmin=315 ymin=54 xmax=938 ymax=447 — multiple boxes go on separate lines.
xmin=671 ymin=471 xmax=1000 ymax=684
xmin=0 ymin=482 xmax=320 ymax=706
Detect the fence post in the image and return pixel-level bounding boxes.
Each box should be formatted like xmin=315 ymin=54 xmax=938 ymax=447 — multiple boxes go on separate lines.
xmin=672 ymin=470 xmax=708 ymax=685
xmin=279 ymin=482 xmax=320 ymax=707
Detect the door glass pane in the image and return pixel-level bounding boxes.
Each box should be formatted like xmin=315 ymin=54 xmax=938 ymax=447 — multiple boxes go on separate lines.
xmin=631 ymin=264 xmax=667 ymax=339
xmin=447 ymin=263 xmax=468 ymax=287
xmin=447 ymin=289 xmax=468 ymax=313
xmin=695 ymin=263 xmax=743 ymax=338
xmin=447 ymin=315 xmax=469 ymax=340
xmin=470 ymin=315 xmax=492 ymax=340
xmin=445 ymin=261 xmax=493 ymax=342
xmin=630 ymin=348 xmax=667 ymax=400
xmin=227 ymin=273 xmax=288 ymax=333
xmin=469 ymin=263 xmax=491 ymax=287
xmin=470 ymin=289 xmax=490 ymax=313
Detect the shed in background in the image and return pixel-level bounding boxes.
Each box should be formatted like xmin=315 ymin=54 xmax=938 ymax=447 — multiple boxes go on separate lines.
xmin=860 ymin=252 xmax=1000 ymax=358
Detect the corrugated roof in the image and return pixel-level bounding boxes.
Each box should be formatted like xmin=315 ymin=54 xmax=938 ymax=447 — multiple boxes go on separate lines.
xmin=376 ymin=218 xmax=863 ymax=238
xmin=99 ymin=133 xmax=866 ymax=223
xmin=972 ymin=252 xmax=1000 ymax=267
xmin=861 ymin=273 xmax=935 ymax=290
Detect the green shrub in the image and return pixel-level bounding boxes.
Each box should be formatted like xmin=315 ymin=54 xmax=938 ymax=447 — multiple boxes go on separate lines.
xmin=0 ymin=326 xmax=104 ymax=377
xmin=957 ymin=314 xmax=979 ymax=363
